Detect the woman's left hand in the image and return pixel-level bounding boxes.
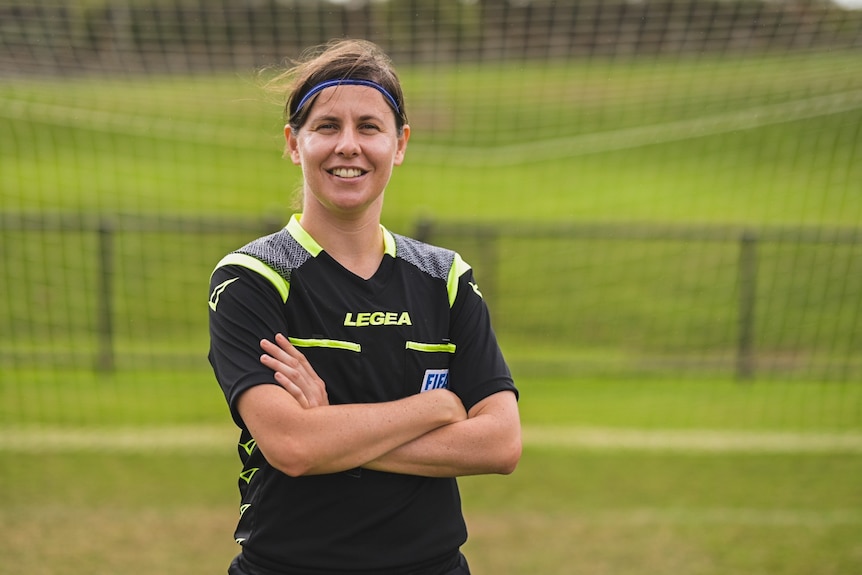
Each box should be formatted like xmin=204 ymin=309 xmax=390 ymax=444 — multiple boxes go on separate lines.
xmin=260 ymin=334 xmax=329 ymax=408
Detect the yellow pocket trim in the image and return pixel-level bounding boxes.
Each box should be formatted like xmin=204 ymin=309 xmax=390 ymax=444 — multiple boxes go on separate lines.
xmin=405 ymin=341 xmax=456 ymax=353
xmin=288 ymin=337 xmax=361 ymax=353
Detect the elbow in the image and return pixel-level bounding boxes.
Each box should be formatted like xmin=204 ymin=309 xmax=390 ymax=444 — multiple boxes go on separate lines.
xmin=276 ymin=459 xmax=313 ymax=478
xmin=263 ymin=441 xmax=316 ymax=478
xmin=495 ymin=434 xmax=523 ymax=475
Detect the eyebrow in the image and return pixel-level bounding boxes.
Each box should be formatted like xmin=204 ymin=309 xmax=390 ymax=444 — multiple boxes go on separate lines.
xmin=309 ymin=113 xmax=387 ymax=127
xmin=311 ymin=113 xmax=384 ymax=122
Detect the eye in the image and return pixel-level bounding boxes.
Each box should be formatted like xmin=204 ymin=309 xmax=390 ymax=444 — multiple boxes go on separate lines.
xmin=314 ymin=123 xmax=338 ymax=133
xmin=359 ymin=123 xmax=381 ymax=133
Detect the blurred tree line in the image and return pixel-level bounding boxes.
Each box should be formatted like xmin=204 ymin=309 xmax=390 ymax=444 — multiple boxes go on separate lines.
xmin=1 ymin=0 xmax=861 ymax=74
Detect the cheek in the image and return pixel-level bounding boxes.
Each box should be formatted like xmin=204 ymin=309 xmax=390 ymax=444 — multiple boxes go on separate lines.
xmin=294 ymin=139 xmax=325 ymax=167
xmin=373 ymin=140 xmax=401 ymax=163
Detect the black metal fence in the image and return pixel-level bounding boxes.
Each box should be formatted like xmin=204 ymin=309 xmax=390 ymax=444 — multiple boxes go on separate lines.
xmin=416 ymin=218 xmax=862 ymax=381
xmin=3 ymin=212 xmax=860 ymax=381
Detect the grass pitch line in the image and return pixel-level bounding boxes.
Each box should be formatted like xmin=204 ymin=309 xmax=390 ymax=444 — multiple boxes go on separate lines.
xmin=0 ymin=425 xmax=236 ymax=453
xmin=415 ymin=89 xmax=862 ymax=166
xmin=0 ymin=97 xmax=270 ymax=151
xmin=1 ymin=425 xmax=861 ymax=454
xmin=524 ymin=426 xmax=862 ymax=453
xmin=572 ymin=508 xmax=862 ymax=527
xmin=2 ymin=90 xmax=860 ymax=166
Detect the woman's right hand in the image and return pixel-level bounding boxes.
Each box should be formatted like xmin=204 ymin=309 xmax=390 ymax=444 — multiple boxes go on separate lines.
xmin=259 ymin=334 xmax=466 ymax=424
xmin=260 ymin=334 xmax=330 ymax=408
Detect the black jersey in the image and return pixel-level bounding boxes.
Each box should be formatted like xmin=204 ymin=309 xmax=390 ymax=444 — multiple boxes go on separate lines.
xmin=208 ymin=215 xmax=517 ymax=574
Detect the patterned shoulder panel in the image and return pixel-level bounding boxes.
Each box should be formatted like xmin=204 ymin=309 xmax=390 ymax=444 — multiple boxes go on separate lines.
xmin=235 ymin=229 xmax=311 ymax=281
xmin=393 ymin=233 xmax=456 ymax=281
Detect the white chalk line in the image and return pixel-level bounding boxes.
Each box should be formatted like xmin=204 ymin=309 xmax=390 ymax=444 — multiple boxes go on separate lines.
xmin=0 ymin=96 xmax=272 ymax=151
xmin=2 ymin=90 xmax=861 ymax=165
xmin=2 ymin=425 xmax=861 ymax=454
xmin=412 ymin=89 xmax=862 ymax=166
xmin=523 ymin=426 xmax=862 ymax=453
xmin=512 ymin=508 xmax=862 ymax=527
xmin=3 ymin=505 xmax=857 ymax=527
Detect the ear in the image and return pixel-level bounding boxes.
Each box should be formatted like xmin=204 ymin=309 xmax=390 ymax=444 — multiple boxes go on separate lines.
xmin=285 ymin=124 xmax=301 ymax=165
xmin=393 ymin=124 xmax=410 ymax=166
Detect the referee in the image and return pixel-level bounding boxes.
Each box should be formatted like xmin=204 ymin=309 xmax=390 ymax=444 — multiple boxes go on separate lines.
xmin=208 ymin=39 xmax=521 ymax=575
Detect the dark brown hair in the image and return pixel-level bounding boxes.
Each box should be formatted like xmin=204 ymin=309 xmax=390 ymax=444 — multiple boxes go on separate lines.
xmin=267 ymin=39 xmax=408 ymax=135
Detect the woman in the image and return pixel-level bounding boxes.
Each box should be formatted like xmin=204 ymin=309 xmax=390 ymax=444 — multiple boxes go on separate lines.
xmin=208 ymin=39 xmax=521 ymax=575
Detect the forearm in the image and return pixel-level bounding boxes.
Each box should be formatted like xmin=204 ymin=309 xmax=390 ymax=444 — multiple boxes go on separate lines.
xmin=365 ymin=419 xmax=512 ymax=477
xmin=239 ymin=385 xmax=465 ymax=477
xmin=253 ymin=338 xmax=519 ymax=477
xmin=365 ymin=391 xmax=521 ymax=478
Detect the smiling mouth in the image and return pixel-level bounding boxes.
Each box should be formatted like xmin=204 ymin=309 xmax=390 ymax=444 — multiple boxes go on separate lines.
xmin=329 ymin=168 xmax=366 ymax=178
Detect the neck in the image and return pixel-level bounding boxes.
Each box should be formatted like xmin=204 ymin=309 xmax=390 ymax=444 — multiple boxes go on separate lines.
xmin=299 ymin=208 xmax=384 ymax=279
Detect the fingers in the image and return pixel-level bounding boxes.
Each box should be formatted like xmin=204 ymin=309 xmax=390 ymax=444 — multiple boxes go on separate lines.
xmin=272 ymin=334 xmax=329 ymax=407
xmin=273 ymin=371 xmax=311 ymax=409
xmin=260 ymin=336 xmax=305 ymax=403
xmin=260 ymin=334 xmax=330 ymax=408
xmin=261 ymin=335 xmax=298 ymax=366
xmin=262 ymin=351 xmax=307 ymax=407
xmin=260 ymin=335 xmax=311 ymax=378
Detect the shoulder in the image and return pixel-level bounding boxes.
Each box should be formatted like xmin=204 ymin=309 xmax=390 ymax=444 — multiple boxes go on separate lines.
xmin=212 ymin=228 xmax=311 ymax=279
xmin=391 ymin=232 xmax=470 ymax=282
xmin=391 ymin=232 xmax=475 ymax=308
xmin=210 ymin=228 xmax=311 ymax=304
xmin=234 ymin=228 xmax=311 ymax=278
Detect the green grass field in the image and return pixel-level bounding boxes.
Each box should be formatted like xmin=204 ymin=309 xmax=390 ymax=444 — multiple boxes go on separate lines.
xmin=1 ymin=371 xmax=860 ymax=574
xmin=1 ymin=52 xmax=861 ymax=573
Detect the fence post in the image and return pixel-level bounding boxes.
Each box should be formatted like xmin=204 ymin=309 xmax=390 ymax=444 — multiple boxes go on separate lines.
xmin=96 ymin=218 xmax=115 ymax=373
xmin=414 ymin=218 xmax=434 ymax=244
xmin=476 ymin=226 xmax=499 ymax=318
xmin=737 ymin=230 xmax=758 ymax=381
xmin=263 ymin=216 xmax=284 ymax=234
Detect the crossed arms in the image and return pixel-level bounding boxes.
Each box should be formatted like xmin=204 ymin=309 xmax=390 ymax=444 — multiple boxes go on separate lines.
xmin=236 ymin=334 xmax=521 ymax=478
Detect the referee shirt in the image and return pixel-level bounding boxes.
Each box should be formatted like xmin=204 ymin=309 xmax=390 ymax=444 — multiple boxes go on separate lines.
xmin=208 ymin=214 xmax=517 ymax=574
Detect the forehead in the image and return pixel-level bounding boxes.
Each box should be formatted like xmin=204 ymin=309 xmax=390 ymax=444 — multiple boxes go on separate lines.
xmin=306 ymin=85 xmax=394 ymax=118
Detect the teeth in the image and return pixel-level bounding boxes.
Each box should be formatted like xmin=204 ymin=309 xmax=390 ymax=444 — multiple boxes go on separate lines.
xmin=331 ymin=168 xmax=363 ymax=178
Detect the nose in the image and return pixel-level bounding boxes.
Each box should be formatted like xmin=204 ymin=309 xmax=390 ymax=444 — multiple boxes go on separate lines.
xmin=335 ymin=127 xmax=360 ymax=157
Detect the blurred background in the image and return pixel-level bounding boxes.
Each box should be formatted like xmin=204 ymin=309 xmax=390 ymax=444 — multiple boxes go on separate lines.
xmin=1 ymin=1 xmax=861 ymax=574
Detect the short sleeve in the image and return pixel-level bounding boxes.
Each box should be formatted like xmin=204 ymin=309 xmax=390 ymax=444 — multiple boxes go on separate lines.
xmin=446 ymin=265 xmax=518 ymax=411
xmin=208 ymin=263 xmax=288 ymax=427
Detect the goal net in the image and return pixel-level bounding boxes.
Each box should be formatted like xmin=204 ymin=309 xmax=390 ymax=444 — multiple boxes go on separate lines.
xmin=2 ymin=0 xmax=861 ymax=383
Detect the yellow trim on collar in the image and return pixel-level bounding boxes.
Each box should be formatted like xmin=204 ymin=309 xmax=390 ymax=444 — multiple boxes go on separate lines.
xmin=287 ymin=214 xmax=324 ymax=256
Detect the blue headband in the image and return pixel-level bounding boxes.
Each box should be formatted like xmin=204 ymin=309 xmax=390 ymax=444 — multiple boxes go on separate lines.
xmin=294 ymin=79 xmax=401 ymax=116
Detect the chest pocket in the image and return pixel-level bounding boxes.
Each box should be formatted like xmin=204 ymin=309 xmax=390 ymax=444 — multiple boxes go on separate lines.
xmin=288 ymin=337 xmax=366 ymax=404
xmin=404 ymin=341 xmax=456 ymax=395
